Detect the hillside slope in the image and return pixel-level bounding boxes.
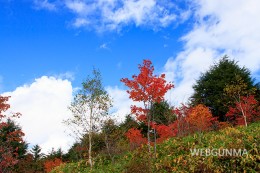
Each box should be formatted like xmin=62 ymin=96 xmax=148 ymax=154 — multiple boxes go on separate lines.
xmin=52 ymin=122 xmax=260 ymax=173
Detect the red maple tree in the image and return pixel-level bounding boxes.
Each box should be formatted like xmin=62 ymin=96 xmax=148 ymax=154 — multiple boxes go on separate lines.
xmin=125 ymin=128 xmax=146 ymax=149
xmin=226 ymin=95 xmax=259 ymax=126
xmin=171 ymin=104 xmax=191 ymax=136
xmin=121 ymin=60 xmax=173 ymax=151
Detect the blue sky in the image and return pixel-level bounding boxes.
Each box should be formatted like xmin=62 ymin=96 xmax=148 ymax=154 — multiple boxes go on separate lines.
xmin=0 ymin=0 xmax=190 ymax=92
xmin=1 ymin=0 xmax=260 ymax=153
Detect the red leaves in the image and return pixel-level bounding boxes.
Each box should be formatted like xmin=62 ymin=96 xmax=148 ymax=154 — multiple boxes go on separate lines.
xmin=44 ymin=158 xmax=63 ymax=172
xmin=155 ymin=124 xmax=175 ymax=143
xmin=0 ymin=95 xmax=25 ymax=172
xmin=122 ymin=59 xmax=174 ymax=148
xmin=171 ymin=104 xmax=214 ymax=136
xmin=125 ymin=128 xmax=146 ymax=149
xmin=131 ymin=105 xmax=147 ymax=121
xmin=0 ymin=96 xmax=10 ymax=118
xmin=171 ymin=104 xmax=191 ymax=136
xmin=121 ymin=59 xmax=173 ymax=124
xmin=226 ymin=95 xmax=259 ymax=126
xmin=121 ymin=59 xmax=174 ymax=104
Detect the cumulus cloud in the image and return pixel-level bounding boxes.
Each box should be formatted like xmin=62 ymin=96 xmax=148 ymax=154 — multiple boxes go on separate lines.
xmin=3 ymin=76 xmax=74 ymax=153
xmin=163 ymin=0 xmax=260 ymax=106
xmin=63 ymin=0 xmax=189 ymax=31
xmin=106 ymin=85 xmax=145 ymax=122
xmin=106 ymin=86 xmax=132 ymax=122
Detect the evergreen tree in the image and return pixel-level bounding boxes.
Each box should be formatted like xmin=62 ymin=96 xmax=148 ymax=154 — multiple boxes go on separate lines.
xmin=150 ymin=101 xmax=175 ymax=125
xmin=31 ymin=144 xmax=43 ymax=161
xmin=190 ymin=56 xmax=258 ymax=121
xmin=0 ymin=119 xmax=28 ymax=159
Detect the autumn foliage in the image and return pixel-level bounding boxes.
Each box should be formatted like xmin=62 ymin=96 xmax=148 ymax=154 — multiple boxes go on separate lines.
xmin=171 ymin=104 xmax=191 ymax=136
xmin=121 ymin=60 xmax=174 ymax=148
xmin=154 ymin=124 xmax=175 ymax=143
xmin=226 ymin=95 xmax=259 ymax=126
xmin=44 ymin=158 xmax=63 ymax=173
xmin=121 ymin=60 xmax=173 ymax=104
xmin=187 ymin=104 xmax=213 ymax=132
xmin=0 ymin=96 xmax=25 ymax=172
xmin=125 ymin=128 xmax=146 ymax=149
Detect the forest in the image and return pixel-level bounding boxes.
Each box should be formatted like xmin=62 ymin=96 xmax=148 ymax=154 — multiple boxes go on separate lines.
xmin=0 ymin=57 xmax=259 ymax=173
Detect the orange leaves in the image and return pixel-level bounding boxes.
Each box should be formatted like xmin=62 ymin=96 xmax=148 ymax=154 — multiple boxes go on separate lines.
xmin=171 ymin=104 xmax=215 ymax=136
xmin=187 ymin=104 xmax=213 ymax=132
xmin=44 ymin=158 xmax=63 ymax=172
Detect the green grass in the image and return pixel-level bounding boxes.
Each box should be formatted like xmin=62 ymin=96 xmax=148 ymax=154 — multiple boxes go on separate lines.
xmin=52 ymin=122 xmax=260 ymax=173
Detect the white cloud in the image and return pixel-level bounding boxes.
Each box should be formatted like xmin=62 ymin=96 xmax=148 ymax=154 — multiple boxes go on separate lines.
xmin=3 ymin=76 xmax=74 ymax=153
xmin=55 ymin=72 xmax=75 ymax=81
xmin=64 ymin=0 xmax=188 ymax=31
xmin=164 ymin=48 xmax=216 ymax=105
xmin=99 ymin=43 xmax=109 ymax=50
xmin=106 ymin=85 xmax=145 ymax=123
xmin=73 ymin=18 xmax=89 ymax=27
xmin=185 ymin=0 xmax=260 ymax=72
xmin=34 ymin=0 xmax=57 ymax=11
xmin=163 ymin=0 xmax=260 ymax=106
xmin=106 ymin=86 xmax=132 ymax=122
xmin=65 ymin=0 xmax=89 ymax=14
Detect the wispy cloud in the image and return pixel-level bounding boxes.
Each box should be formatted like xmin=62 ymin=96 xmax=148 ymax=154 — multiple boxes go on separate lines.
xmin=55 ymin=72 xmax=75 ymax=81
xmin=99 ymin=43 xmax=110 ymax=50
xmin=33 ymin=0 xmax=57 ymax=11
xmin=62 ymin=0 xmax=189 ymax=32
xmin=73 ymin=18 xmax=89 ymax=27
xmin=32 ymin=0 xmax=190 ymax=32
xmin=164 ymin=0 xmax=260 ymax=106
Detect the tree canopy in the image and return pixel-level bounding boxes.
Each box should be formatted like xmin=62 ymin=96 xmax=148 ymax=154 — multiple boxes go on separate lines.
xmin=190 ymin=56 xmax=257 ymax=121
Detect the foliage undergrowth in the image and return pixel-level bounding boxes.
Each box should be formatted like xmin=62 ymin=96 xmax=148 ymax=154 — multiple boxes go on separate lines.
xmin=52 ymin=121 xmax=260 ymax=173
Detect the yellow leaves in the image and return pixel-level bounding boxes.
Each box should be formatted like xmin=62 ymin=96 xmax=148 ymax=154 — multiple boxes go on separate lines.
xmin=248 ymin=135 xmax=254 ymax=141
xmin=224 ymin=127 xmax=240 ymax=136
xmin=224 ymin=74 xmax=255 ymax=99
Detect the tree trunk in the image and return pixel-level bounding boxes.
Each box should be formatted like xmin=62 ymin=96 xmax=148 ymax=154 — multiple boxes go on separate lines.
xmin=88 ymin=108 xmax=93 ymax=168
xmin=145 ymin=104 xmax=151 ymax=153
xmin=147 ymin=114 xmax=151 ymax=153
xmin=154 ymin=128 xmax=157 ymax=159
xmin=88 ymin=132 xmax=92 ymax=168
xmin=151 ymin=102 xmax=157 ymax=160
xmin=243 ymin=115 xmax=248 ymax=127
xmin=105 ymin=134 xmax=114 ymax=163
xmin=239 ymin=102 xmax=248 ymax=127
